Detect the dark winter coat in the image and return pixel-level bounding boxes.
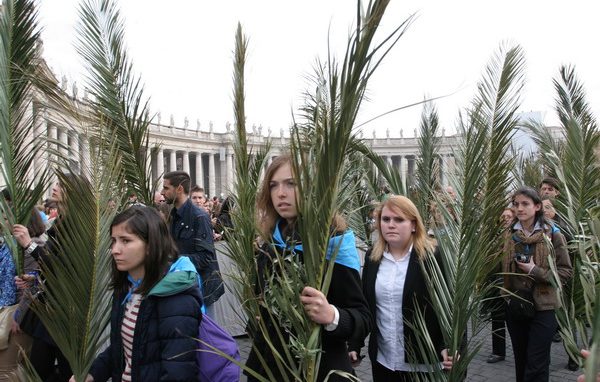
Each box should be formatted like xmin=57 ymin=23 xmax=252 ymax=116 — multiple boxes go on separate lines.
xmin=89 ymin=265 xmax=202 ymax=382
xmin=245 ymin=223 xmax=371 ymax=382
xmin=170 ymin=198 xmax=224 ymax=306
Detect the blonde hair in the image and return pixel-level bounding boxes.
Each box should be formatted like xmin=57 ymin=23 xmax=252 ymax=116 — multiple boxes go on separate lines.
xmin=370 ymin=195 xmax=434 ymax=263
xmin=256 ymin=154 xmax=346 ymax=240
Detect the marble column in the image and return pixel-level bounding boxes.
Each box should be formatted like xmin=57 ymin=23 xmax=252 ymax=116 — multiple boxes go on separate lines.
xmin=400 ymin=155 xmax=408 ymax=191
xmin=156 ymin=148 xmax=164 ymax=187
xmin=440 ymin=155 xmax=447 ymax=187
xmin=183 ymin=151 xmax=190 ymax=175
xmin=32 ymin=107 xmax=45 ymax=184
xmin=80 ymin=135 xmax=90 ymax=176
xmin=70 ymin=132 xmax=80 ymax=173
xmin=208 ymin=153 xmax=216 ymax=197
xmin=169 ymin=150 xmax=176 ymax=172
xmin=47 ymin=123 xmax=58 ymax=193
xmin=59 ymin=127 xmax=69 ymax=159
xmin=226 ymin=152 xmax=234 ymax=193
xmin=195 ymin=153 xmax=203 ymax=189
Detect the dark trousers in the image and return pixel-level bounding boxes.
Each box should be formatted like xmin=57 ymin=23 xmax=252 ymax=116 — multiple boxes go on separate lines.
xmin=506 ymin=308 xmax=557 ymax=382
xmin=491 ymin=307 xmax=506 ymax=356
xmin=30 ymin=338 xmax=72 ymax=382
xmin=372 ymin=361 xmax=427 ymax=382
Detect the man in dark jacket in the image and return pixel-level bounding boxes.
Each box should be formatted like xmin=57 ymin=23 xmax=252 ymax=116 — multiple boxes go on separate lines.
xmin=162 ymin=171 xmax=224 ymax=318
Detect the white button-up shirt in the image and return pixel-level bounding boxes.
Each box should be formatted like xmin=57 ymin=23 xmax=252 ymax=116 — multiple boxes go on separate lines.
xmin=375 ymin=246 xmax=434 ymax=372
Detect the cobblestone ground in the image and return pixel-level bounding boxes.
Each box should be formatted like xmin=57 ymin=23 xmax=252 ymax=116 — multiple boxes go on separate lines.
xmin=235 ymin=321 xmax=582 ymax=381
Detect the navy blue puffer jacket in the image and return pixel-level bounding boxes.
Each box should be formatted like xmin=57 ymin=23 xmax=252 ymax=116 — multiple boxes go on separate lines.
xmin=89 ymin=259 xmax=202 ymax=382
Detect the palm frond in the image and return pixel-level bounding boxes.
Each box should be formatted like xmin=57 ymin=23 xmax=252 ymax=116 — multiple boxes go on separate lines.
xmin=509 ymin=148 xmax=543 ymax=189
xmin=287 ymin=2 xmax=413 ymax=379
xmin=220 ymin=23 xmax=283 ymax=380
xmin=75 ymin=0 xmax=155 ymax=205
xmin=340 ymin=149 xmax=377 ymax=247
xmin=349 ymin=138 xmax=405 ymax=196
xmin=414 ymin=44 xmax=524 ymax=381
xmin=414 ymin=101 xmax=441 ymax=227
xmin=27 ymin=144 xmax=120 ymax=381
xmin=0 ymin=0 xmax=51 ymax=274
xmin=532 ymin=66 xmax=600 ymax=364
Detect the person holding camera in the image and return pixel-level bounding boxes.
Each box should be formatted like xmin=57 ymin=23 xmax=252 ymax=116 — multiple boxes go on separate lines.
xmin=502 ymin=186 xmax=572 ymax=382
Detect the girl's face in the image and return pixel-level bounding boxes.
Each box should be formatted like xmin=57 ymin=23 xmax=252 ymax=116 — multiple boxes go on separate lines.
xmin=269 ymin=163 xmax=297 ymax=223
xmin=380 ymin=206 xmax=415 ymax=251
xmin=111 ymin=222 xmax=147 ymax=280
xmin=542 ymin=199 xmax=556 ymax=220
xmin=513 ymin=194 xmax=541 ymax=226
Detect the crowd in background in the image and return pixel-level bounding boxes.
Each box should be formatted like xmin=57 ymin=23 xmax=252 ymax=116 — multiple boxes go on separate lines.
xmin=0 ymin=166 xmax=595 ymax=382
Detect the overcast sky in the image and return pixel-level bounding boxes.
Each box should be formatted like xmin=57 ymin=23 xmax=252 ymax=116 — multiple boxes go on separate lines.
xmin=37 ymin=0 xmax=600 ymax=137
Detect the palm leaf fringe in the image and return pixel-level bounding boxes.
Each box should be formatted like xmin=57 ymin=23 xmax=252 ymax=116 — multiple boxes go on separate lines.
xmin=27 ymin=146 xmax=120 ymax=381
xmin=412 ymin=44 xmax=524 ymax=381
xmin=0 ymin=0 xmax=51 ymax=274
xmin=527 ymin=66 xmax=600 ymax=365
xmin=75 ymin=0 xmax=156 ymax=206
xmin=414 ymin=101 xmax=441 ymax=228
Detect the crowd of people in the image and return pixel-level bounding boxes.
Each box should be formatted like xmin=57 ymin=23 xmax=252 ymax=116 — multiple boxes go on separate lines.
xmin=0 ymin=159 xmax=595 ymax=381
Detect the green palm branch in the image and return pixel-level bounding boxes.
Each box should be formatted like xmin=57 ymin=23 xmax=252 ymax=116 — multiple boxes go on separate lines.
xmin=350 ymin=137 xmax=405 ymax=196
xmin=75 ymin=0 xmax=156 ymax=206
xmin=0 ymin=0 xmax=51 ymax=274
xmin=340 ymin=149 xmax=377 ymax=247
xmin=221 ymin=23 xmax=279 ymax=381
xmin=288 ymin=2 xmax=413 ymax=379
xmin=510 ymin=148 xmax=543 ymax=189
xmin=412 ymin=44 xmax=524 ymax=381
xmin=414 ymin=101 xmax=441 ymax=227
xmin=528 ymin=66 xmax=600 ymax=364
xmin=26 ymin=147 xmax=120 ymax=381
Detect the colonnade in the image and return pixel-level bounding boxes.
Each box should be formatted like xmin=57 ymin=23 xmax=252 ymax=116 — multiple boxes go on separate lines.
xmin=18 ymin=112 xmax=457 ymax=199
xmin=151 ymin=148 xmax=235 ymax=197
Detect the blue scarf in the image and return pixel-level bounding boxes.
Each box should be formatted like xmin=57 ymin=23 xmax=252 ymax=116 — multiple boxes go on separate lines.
xmin=121 ymin=274 xmax=143 ymax=305
xmin=271 ymin=220 xmax=361 ymax=272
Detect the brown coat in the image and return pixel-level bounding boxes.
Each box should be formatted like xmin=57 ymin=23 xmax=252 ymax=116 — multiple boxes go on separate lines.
xmin=502 ymin=224 xmax=572 ymax=311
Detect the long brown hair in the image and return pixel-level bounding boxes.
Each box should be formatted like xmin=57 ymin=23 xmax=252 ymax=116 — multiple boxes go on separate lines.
xmin=256 ymin=154 xmax=346 ymax=240
xmin=370 ymin=195 xmax=434 ymax=262
xmin=110 ymin=206 xmax=176 ymax=296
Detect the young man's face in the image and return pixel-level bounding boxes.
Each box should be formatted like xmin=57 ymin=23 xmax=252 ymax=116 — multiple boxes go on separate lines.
xmin=161 ymin=179 xmax=179 ymax=205
xmin=540 ymin=183 xmax=559 ymax=199
xmin=191 ymin=191 xmax=206 ymax=208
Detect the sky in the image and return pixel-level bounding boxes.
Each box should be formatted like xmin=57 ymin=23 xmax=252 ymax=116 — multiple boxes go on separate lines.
xmin=37 ymin=0 xmax=600 ymax=137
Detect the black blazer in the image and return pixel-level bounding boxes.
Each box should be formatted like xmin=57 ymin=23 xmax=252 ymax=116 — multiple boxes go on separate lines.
xmin=350 ymin=247 xmax=445 ymax=365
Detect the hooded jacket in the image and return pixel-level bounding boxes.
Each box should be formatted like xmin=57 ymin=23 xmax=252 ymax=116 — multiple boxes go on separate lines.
xmin=89 ymin=257 xmax=202 ymax=382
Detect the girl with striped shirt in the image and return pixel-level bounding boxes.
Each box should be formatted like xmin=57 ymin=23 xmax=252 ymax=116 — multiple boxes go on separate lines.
xmin=72 ymin=206 xmax=202 ymax=382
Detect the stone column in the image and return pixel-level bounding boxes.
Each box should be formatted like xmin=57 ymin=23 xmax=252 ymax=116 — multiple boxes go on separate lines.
xmin=401 ymin=155 xmax=408 ymax=191
xmin=70 ymin=132 xmax=80 ymax=173
xmin=32 ymin=106 xmax=45 ymax=184
xmin=195 ymin=153 xmax=203 ymax=189
xmin=47 ymin=123 xmax=58 ymax=193
xmin=226 ymin=152 xmax=234 ymax=193
xmin=440 ymin=154 xmax=447 ymax=187
xmin=208 ymin=153 xmax=216 ymax=197
xmin=59 ymin=127 xmax=69 ymax=159
xmin=183 ymin=151 xmax=190 ymax=175
xmin=80 ymin=135 xmax=90 ymax=176
xmin=169 ymin=150 xmax=176 ymax=172
xmin=156 ymin=148 xmax=164 ymax=187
